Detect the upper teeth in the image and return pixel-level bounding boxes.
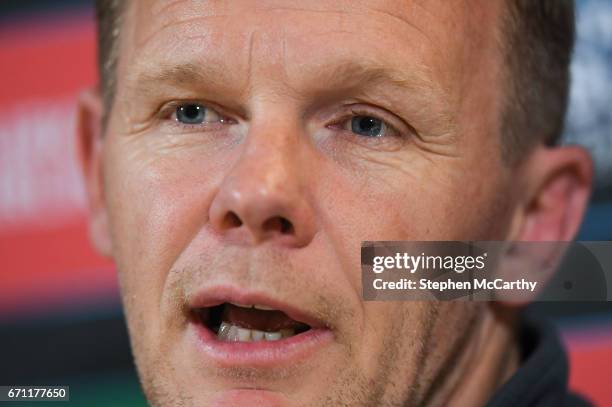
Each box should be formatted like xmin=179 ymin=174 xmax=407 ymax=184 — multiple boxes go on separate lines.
xmin=217 ymin=321 xmax=294 ymax=342
xmin=231 ymin=302 xmax=276 ymax=311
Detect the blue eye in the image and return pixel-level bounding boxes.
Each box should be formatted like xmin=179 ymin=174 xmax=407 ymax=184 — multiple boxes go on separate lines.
xmin=175 ymin=104 xmax=223 ymax=125
xmin=350 ymin=116 xmax=386 ymax=137
xmin=176 ymin=104 xmax=205 ymax=124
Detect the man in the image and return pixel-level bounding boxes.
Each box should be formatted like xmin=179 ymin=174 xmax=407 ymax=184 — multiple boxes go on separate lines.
xmin=77 ymin=0 xmax=593 ymax=405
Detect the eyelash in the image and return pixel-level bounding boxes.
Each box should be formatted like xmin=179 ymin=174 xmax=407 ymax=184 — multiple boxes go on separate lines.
xmin=331 ymin=107 xmax=406 ymax=139
xmin=156 ymin=101 xmax=410 ymax=141
xmin=157 ymin=101 xmax=233 ymax=131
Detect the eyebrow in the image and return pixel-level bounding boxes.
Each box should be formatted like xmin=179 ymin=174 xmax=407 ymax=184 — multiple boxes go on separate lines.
xmin=129 ymin=62 xmax=229 ymax=93
xmin=307 ymin=59 xmax=439 ymax=95
xmin=127 ymin=58 xmax=454 ymax=135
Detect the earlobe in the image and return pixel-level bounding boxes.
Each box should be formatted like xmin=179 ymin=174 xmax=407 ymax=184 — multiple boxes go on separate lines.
xmin=76 ymin=88 xmax=113 ymax=257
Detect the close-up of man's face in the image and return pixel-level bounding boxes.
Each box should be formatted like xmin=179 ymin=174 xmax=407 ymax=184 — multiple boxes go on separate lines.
xmin=77 ymin=0 xmax=592 ymax=406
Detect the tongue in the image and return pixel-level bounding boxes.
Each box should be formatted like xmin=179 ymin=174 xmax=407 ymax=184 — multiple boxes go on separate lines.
xmin=222 ymin=304 xmax=308 ymax=332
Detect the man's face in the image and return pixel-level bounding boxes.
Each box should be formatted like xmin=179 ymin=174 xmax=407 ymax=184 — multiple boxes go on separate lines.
xmin=101 ymin=0 xmax=514 ymax=405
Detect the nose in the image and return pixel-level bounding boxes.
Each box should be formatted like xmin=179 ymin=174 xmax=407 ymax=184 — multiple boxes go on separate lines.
xmin=208 ymin=132 xmax=317 ymax=248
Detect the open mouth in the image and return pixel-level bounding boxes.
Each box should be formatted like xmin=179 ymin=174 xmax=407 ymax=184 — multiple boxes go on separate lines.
xmin=195 ymin=303 xmax=312 ymax=342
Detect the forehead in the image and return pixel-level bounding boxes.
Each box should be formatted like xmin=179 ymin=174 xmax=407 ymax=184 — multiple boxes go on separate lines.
xmin=118 ymin=0 xmax=502 ymax=94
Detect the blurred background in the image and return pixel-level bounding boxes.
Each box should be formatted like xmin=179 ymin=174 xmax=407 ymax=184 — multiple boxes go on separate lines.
xmin=0 ymin=0 xmax=611 ymax=406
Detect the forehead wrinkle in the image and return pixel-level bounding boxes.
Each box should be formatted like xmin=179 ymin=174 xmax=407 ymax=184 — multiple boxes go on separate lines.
xmin=152 ymin=0 xmax=187 ymax=15
xmin=245 ymin=28 xmax=256 ymax=98
xmin=139 ymin=4 xmax=346 ymax=53
xmin=241 ymin=26 xmax=304 ymax=105
xmin=279 ymin=25 xmax=297 ymax=99
xmin=365 ymin=6 xmax=434 ymax=45
xmin=138 ymin=0 xmax=441 ymax=52
xmin=135 ymin=14 xmax=232 ymax=51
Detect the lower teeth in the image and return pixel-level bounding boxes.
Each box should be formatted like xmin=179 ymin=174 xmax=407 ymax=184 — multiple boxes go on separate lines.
xmin=217 ymin=321 xmax=295 ymax=342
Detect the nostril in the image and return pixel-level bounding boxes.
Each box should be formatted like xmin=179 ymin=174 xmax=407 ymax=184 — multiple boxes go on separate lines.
xmin=262 ymin=216 xmax=295 ymax=235
xmin=280 ymin=217 xmax=294 ymax=234
xmin=222 ymin=211 xmax=243 ymax=229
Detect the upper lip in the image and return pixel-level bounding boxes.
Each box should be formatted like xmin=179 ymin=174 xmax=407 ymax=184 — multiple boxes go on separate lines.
xmin=188 ymin=285 xmax=329 ymax=330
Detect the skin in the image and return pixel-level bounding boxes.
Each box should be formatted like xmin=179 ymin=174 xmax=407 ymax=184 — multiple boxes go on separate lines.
xmin=77 ymin=0 xmax=593 ymax=406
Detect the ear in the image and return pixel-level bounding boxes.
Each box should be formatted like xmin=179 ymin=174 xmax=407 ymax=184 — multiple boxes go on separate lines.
xmin=496 ymin=145 xmax=593 ymax=305
xmin=76 ymin=88 xmax=113 ymax=257
xmin=513 ymin=145 xmax=593 ymax=242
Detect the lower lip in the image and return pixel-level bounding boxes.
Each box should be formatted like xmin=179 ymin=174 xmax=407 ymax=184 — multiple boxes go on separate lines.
xmin=190 ymin=321 xmax=334 ymax=368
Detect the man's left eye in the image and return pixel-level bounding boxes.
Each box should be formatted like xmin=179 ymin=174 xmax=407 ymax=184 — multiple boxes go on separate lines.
xmin=175 ymin=103 xmax=222 ymax=125
xmin=346 ymin=116 xmax=387 ymax=137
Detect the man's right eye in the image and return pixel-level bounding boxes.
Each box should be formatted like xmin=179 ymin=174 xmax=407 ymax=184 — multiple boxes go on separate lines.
xmin=174 ymin=103 xmax=222 ymax=125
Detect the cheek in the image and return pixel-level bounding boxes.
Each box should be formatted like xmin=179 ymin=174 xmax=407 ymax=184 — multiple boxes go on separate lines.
xmin=358 ymin=302 xmax=430 ymax=377
xmin=312 ymin=155 xmax=508 ymax=316
xmin=320 ymin=164 xmax=503 ymax=245
xmin=103 ymin=139 xmax=227 ymax=315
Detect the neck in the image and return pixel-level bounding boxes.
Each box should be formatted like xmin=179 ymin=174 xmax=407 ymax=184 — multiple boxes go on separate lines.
xmin=432 ymin=307 xmax=520 ymax=407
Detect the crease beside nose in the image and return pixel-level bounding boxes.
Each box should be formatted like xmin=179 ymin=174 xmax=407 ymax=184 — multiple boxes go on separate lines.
xmin=208 ymin=159 xmax=316 ymax=247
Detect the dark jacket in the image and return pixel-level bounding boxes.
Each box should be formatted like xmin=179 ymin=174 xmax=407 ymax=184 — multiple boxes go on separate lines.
xmin=486 ymin=314 xmax=593 ymax=407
